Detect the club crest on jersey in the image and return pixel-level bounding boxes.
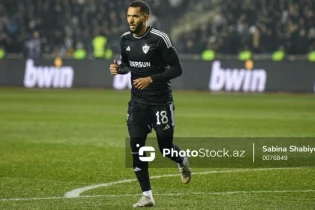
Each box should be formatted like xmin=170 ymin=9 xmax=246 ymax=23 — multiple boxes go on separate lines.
xmin=142 ymin=44 xmax=150 ymax=54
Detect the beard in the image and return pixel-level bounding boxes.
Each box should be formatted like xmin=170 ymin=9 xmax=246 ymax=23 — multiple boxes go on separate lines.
xmin=129 ymin=21 xmax=143 ymax=34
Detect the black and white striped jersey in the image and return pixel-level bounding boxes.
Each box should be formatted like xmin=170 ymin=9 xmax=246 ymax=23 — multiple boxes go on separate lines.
xmin=119 ymin=26 xmax=182 ymax=105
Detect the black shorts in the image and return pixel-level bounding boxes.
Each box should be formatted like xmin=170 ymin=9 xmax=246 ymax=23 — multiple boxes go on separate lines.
xmin=127 ymin=100 xmax=175 ymax=136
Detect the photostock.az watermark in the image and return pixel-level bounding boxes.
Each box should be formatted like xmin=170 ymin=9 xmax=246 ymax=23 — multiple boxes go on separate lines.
xmin=125 ymin=137 xmax=315 ymax=168
xmin=137 ymin=145 xmax=246 ymax=162
xmin=163 ymin=148 xmax=246 ymax=159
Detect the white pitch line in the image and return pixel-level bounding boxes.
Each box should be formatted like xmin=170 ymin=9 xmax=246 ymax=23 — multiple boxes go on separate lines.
xmin=64 ymin=167 xmax=301 ymax=198
xmin=0 ymin=167 xmax=307 ymax=202
xmin=1 ymin=190 xmax=315 ymax=202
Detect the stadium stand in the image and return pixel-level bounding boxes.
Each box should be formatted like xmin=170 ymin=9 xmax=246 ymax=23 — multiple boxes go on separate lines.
xmin=177 ymin=0 xmax=315 ymax=54
xmin=0 ymin=0 xmax=314 ymax=57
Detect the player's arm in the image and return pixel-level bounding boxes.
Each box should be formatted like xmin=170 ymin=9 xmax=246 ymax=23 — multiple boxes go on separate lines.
xmin=117 ymin=47 xmax=130 ymax=75
xmin=150 ymin=37 xmax=182 ymax=82
xmin=109 ymin=38 xmax=130 ymax=75
xmin=133 ymin=35 xmax=182 ymax=90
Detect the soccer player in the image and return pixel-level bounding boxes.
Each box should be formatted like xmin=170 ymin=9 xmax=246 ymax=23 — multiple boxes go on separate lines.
xmin=109 ymin=0 xmax=191 ymax=207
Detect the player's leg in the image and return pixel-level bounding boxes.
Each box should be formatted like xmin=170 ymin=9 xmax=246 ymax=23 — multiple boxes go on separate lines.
xmin=152 ymin=103 xmax=192 ymax=184
xmin=127 ymin=102 xmax=155 ymax=207
xmin=152 ymin=103 xmax=182 ymax=162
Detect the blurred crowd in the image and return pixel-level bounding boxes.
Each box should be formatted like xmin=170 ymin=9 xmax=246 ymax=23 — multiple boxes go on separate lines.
xmin=178 ymin=0 xmax=315 ymax=54
xmin=0 ymin=0 xmax=314 ymax=58
xmin=0 ymin=0 xmax=187 ymax=58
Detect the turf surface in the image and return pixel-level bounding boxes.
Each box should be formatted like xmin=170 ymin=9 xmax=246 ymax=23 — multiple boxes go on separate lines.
xmin=0 ymin=88 xmax=314 ymax=209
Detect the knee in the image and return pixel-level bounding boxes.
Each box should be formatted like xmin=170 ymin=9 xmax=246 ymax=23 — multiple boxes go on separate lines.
xmin=130 ymin=137 xmax=146 ymax=152
xmin=158 ymin=143 xmax=175 ymax=158
xmin=155 ymin=127 xmax=174 ymax=154
xmin=131 ymin=148 xmax=148 ymax=169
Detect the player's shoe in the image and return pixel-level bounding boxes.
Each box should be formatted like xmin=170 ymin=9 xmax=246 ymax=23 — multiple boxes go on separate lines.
xmin=177 ymin=156 xmax=192 ymax=184
xmin=132 ymin=195 xmax=155 ymax=208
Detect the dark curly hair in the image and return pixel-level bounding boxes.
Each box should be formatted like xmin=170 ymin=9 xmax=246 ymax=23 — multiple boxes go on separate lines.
xmin=128 ymin=0 xmax=150 ymax=15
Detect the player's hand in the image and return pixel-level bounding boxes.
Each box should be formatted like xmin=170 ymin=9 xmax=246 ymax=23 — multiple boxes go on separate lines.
xmin=133 ymin=77 xmax=153 ymax=90
xmin=109 ymin=60 xmax=119 ymax=75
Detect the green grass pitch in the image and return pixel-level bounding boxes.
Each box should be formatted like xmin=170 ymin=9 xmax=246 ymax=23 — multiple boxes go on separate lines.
xmin=0 ymin=88 xmax=314 ymax=209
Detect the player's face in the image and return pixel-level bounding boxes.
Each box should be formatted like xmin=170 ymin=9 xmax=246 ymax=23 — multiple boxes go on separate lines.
xmin=127 ymin=7 xmax=147 ymax=34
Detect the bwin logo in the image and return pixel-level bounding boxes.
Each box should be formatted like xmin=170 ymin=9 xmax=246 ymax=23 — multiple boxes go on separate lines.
xmin=24 ymin=59 xmax=74 ymax=88
xmin=113 ymin=73 xmax=132 ymax=90
xmin=209 ymin=61 xmax=267 ymax=92
xmin=137 ymin=144 xmax=155 ymax=162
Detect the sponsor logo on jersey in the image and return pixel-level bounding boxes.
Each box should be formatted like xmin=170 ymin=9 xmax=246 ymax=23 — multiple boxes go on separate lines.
xmin=24 ymin=59 xmax=74 ymax=88
xmin=209 ymin=61 xmax=267 ymax=92
xmin=129 ymin=61 xmax=151 ymax=68
xmin=142 ymin=44 xmax=150 ymax=54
